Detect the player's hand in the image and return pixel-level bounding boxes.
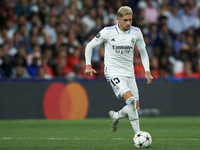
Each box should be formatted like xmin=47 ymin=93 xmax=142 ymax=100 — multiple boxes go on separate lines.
xmin=85 ymin=65 xmax=97 ymax=77
xmin=145 ymin=71 xmax=153 ymax=84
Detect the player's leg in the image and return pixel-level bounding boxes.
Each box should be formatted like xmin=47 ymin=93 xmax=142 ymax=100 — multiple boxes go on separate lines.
xmin=108 ymin=76 xmax=129 ymax=132
xmin=109 ymin=91 xmax=140 ymax=133
xmin=111 ymin=101 xmax=139 ymax=120
xmin=122 ymin=91 xmax=140 ymax=134
xmin=112 ymin=77 xmax=140 ymax=120
xmin=136 ymin=101 xmax=139 ymax=110
xmin=128 ymin=76 xmax=140 ymax=109
xmin=111 ymin=105 xmax=128 ymax=119
xmin=125 ymin=77 xmax=140 ymax=134
xmin=107 ymin=76 xmax=140 ymax=133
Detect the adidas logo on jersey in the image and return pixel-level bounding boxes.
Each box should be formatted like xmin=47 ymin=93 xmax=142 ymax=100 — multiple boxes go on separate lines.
xmin=111 ymin=38 xmax=115 ymax=41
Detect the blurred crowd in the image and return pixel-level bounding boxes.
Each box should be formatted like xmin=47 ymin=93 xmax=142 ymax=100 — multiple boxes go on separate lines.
xmin=0 ymin=0 xmax=200 ymax=80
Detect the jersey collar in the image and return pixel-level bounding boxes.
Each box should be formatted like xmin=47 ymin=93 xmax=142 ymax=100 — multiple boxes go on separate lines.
xmin=115 ymin=24 xmax=130 ymax=34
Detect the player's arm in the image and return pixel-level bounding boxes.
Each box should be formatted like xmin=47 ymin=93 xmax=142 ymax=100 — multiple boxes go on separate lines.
xmin=85 ymin=40 xmax=98 ymax=77
xmin=139 ymin=47 xmax=153 ymax=84
xmin=136 ymin=30 xmax=153 ymax=84
xmin=85 ymin=29 xmax=107 ymax=77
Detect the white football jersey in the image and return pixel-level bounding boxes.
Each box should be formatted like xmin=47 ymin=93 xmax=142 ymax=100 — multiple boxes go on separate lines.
xmin=85 ymin=24 xmax=150 ymax=77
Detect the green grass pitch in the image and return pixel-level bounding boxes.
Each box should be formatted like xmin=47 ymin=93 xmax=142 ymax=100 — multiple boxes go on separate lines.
xmin=0 ymin=117 xmax=200 ymax=150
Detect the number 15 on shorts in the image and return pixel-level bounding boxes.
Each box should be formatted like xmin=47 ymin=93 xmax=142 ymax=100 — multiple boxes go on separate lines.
xmin=111 ymin=77 xmax=120 ymax=87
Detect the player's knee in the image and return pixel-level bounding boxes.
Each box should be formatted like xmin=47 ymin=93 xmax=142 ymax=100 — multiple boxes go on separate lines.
xmin=122 ymin=90 xmax=133 ymax=101
xmin=126 ymin=96 xmax=136 ymax=106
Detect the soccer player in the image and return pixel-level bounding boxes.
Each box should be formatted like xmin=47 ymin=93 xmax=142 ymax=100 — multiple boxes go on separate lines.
xmin=85 ymin=6 xmax=153 ymax=134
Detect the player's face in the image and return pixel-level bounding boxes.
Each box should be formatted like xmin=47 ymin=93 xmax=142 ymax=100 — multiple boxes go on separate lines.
xmin=117 ymin=15 xmax=132 ymax=32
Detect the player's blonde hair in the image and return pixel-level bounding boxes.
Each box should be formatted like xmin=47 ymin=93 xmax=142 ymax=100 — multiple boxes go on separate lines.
xmin=117 ymin=6 xmax=132 ymax=18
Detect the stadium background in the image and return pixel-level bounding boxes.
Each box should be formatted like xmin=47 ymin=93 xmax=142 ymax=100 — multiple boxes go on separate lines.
xmin=0 ymin=0 xmax=200 ymax=120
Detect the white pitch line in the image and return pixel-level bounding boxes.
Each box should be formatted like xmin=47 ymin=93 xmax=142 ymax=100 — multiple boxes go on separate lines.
xmin=0 ymin=137 xmax=199 ymax=141
xmin=154 ymin=138 xmax=200 ymax=141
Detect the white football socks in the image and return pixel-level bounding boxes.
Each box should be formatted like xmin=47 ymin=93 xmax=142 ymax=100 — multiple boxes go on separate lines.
xmin=112 ymin=97 xmax=140 ymax=134
xmin=113 ymin=105 xmax=129 ymax=120
xmin=113 ymin=106 xmax=140 ymax=120
xmin=126 ymin=96 xmax=140 ymax=134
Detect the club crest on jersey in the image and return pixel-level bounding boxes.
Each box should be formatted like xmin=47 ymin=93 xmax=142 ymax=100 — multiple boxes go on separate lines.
xmin=96 ymin=32 xmax=101 ymax=38
xmin=131 ymin=38 xmax=135 ymax=43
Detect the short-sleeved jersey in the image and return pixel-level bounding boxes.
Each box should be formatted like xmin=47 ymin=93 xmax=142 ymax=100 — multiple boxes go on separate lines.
xmin=89 ymin=25 xmax=147 ymax=77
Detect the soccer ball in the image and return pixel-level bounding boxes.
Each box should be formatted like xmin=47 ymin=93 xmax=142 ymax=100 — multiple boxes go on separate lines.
xmin=133 ymin=131 xmax=152 ymax=148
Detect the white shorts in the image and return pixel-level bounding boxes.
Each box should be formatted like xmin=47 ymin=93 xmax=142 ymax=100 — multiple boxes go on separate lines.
xmin=105 ymin=73 xmax=139 ymax=101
